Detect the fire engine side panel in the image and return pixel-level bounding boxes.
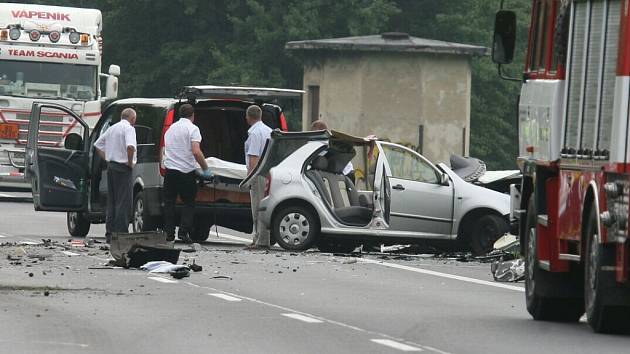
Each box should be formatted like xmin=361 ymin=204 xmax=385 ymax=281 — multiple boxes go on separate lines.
xmin=557 ymin=169 xmax=600 ymax=242
xmin=519 ymin=80 xmax=564 ymax=160
xmin=609 ymin=76 xmax=630 ymax=163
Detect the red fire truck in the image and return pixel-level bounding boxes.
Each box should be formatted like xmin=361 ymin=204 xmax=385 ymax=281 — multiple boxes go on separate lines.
xmin=493 ymin=0 xmax=630 ymax=333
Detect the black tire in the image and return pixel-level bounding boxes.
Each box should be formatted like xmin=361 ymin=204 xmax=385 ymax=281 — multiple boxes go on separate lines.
xmin=317 ymin=238 xmax=358 ymax=253
xmin=190 ymin=219 xmax=211 ymax=242
xmin=272 ymin=205 xmax=319 ymax=251
xmin=524 ymin=198 xmax=583 ymax=322
xmin=470 ymin=214 xmax=509 ymax=256
xmin=132 ymin=191 xmax=159 ymax=233
xmin=584 ymin=207 xmax=630 ymax=333
xmin=67 ymin=212 xmax=90 ymax=237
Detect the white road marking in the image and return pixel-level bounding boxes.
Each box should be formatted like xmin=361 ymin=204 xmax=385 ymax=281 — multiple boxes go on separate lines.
xmin=282 ymin=313 xmax=324 ymax=323
xmin=61 ymin=251 xmax=80 ymax=256
xmin=0 ymin=339 xmax=88 ymax=348
xmin=208 ymin=293 xmax=242 ymax=302
xmin=0 ymin=193 xmax=12 ymax=197
xmin=148 ymin=276 xmax=178 ymax=284
xmin=185 ymin=281 xmax=450 ymax=354
xmin=359 ymin=258 xmax=525 ymax=292
xmin=0 ymin=234 xmax=7 ymax=238
xmin=211 ymin=232 xmax=251 ymax=244
xmin=371 ymin=339 xmax=422 ymax=352
xmin=19 ymin=241 xmax=40 ymax=245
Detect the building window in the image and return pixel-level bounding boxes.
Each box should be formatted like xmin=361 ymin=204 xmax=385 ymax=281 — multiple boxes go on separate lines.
xmin=308 ymin=85 xmax=320 ymax=123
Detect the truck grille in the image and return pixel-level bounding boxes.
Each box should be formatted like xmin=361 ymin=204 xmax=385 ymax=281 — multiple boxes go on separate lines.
xmin=565 ymin=0 xmax=620 ymax=153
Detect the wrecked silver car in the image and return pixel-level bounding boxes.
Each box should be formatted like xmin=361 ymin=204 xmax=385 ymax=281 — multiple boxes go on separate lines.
xmin=242 ymin=130 xmax=510 ymax=255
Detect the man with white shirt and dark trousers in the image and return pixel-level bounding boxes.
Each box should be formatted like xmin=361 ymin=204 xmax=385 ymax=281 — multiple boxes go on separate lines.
xmin=162 ymin=104 xmax=212 ymax=243
xmin=94 ymin=108 xmax=137 ymax=243
xmin=245 ymin=105 xmax=272 ymax=249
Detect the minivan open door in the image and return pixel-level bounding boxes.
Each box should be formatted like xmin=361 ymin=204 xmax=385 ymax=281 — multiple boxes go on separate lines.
xmin=25 ymin=103 xmax=90 ymax=211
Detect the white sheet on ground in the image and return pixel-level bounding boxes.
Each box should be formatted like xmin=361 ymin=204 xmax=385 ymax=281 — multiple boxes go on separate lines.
xmin=203 ymin=157 xmax=248 ymax=180
xmin=140 ymin=261 xmax=188 ymax=274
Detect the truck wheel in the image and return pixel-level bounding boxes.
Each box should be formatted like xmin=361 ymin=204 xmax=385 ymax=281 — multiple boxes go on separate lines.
xmin=67 ymin=212 xmax=90 ymax=237
xmin=470 ymin=214 xmax=508 ymax=256
xmin=524 ymin=198 xmax=583 ymax=322
xmin=190 ymin=220 xmax=211 ymax=242
xmin=584 ymin=207 xmax=630 ymax=333
xmin=272 ymin=205 xmax=319 ymax=251
xmin=133 ymin=191 xmax=158 ymax=232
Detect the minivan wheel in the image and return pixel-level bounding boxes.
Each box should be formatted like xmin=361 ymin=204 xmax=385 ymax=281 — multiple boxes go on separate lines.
xmin=133 ymin=191 xmax=158 ymax=232
xmin=67 ymin=212 xmax=90 ymax=237
xmin=191 ymin=220 xmax=211 ymax=242
xmin=470 ymin=214 xmax=508 ymax=256
xmin=272 ymin=205 xmax=319 ymax=251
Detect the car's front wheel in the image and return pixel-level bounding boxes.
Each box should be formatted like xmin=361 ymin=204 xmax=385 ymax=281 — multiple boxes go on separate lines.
xmin=67 ymin=212 xmax=90 ymax=237
xmin=272 ymin=205 xmax=319 ymax=251
xmin=470 ymin=214 xmax=509 ymax=256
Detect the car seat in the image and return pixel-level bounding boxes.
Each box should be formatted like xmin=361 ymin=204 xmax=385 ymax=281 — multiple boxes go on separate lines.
xmin=307 ymin=155 xmax=372 ymax=226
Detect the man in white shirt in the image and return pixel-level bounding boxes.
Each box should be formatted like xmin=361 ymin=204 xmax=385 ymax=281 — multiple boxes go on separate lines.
xmin=162 ymin=103 xmax=212 ymax=243
xmin=94 ymin=108 xmax=137 ymax=242
xmin=244 ymin=105 xmax=272 ymax=248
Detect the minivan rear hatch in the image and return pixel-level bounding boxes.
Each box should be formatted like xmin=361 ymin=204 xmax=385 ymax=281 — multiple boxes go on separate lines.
xmin=178 ymin=85 xmax=304 ymax=101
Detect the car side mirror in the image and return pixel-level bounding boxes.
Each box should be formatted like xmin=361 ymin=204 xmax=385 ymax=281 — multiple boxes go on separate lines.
xmin=440 ymin=173 xmax=450 ymax=186
xmin=492 ymin=10 xmax=517 ymax=64
xmin=64 ymin=133 xmax=83 ymax=151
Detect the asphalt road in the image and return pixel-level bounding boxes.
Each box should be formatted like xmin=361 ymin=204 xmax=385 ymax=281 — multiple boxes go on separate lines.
xmin=1 ymin=200 xmax=629 ymax=354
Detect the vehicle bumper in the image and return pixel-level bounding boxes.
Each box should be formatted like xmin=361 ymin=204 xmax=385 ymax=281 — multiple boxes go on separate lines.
xmin=0 ymin=167 xmax=28 ymax=188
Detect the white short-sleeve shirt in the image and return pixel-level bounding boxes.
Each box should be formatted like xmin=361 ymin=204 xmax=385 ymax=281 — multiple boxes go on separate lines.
xmin=163 ymin=117 xmax=202 ymax=173
xmin=94 ymin=119 xmax=137 ymax=165
xmin=244 ymin=120 xmax=272 ymax=169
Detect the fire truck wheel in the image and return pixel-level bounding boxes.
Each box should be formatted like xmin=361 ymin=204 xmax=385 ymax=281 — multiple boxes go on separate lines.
xmin=524 ymin=198 xmax=583 ymax=322
xmin=67 ymin=212 xmax=90 ymax=237
xmin=470 ymin=214 xmax=509 ymax=256
xmin=584 ymin=207 xmax=630 ymax=333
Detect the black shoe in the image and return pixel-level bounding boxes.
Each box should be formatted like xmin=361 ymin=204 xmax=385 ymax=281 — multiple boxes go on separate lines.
xmin=166 ymin=234 xmax=175 ymax=242
xmin=178 ymin=233 xmax=193 ymax=244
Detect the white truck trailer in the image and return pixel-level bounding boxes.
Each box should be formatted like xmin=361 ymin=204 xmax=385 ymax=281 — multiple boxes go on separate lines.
xmin=0 ymin=3 xmax=119 ymax=187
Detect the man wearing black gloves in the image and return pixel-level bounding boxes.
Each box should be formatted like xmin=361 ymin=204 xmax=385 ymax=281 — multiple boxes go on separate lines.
xmin=161 ymin=104 xmax=212 ymax=243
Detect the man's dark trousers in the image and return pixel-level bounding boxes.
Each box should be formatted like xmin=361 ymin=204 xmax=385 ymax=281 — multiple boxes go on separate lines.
xmin=106 ymin=162 xmax=132 ymax=235
xmin=163 ymin=169 xmax=197 ymax=237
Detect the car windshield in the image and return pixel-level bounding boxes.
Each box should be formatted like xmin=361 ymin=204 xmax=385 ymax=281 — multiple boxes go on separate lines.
xmin=0 ymin=60 xmax=97 ymax=101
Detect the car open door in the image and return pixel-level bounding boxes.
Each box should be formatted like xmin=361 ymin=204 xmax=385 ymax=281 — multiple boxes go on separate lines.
xmin=25 ymin=103 xmax=90 ymax=211
xmin=378 ymin=142 xmax=454 ymax=237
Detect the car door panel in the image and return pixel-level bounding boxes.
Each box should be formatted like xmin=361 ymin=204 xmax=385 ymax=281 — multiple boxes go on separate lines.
xmin=25 ymin=103 xmax=89 ymax=212
xmin=389 ymin=177 xmax=453 ymax=234
xmin=379 ymin=142 xmax=454 ymax=237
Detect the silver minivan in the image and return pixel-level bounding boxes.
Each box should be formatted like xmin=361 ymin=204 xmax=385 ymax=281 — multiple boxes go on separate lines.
xmin=243 ymin=130 xmax=510 ymax=255
xmin=24 ymin=86 xmax=302 ymax=241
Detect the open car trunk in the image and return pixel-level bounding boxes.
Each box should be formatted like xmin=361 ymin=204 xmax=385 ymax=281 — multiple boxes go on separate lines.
xmin=181 ymin=100 xmax=285 ymax=205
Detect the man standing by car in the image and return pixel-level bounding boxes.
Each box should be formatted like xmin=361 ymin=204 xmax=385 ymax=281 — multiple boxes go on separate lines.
xmin=94 ymin=108 xmax=137 ymax=243
xmin=162 ymin=104 xmax=212 ymax=243
xmin=245 ymin=105 xmax=272 ymax=248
